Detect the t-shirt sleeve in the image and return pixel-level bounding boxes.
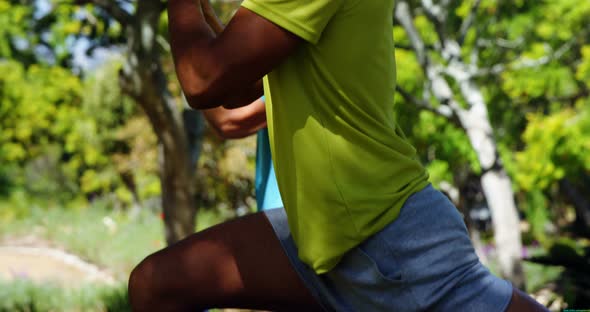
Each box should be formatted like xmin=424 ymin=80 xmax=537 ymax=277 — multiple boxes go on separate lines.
xmin=241 ymin=0 xmax=343 ymax=44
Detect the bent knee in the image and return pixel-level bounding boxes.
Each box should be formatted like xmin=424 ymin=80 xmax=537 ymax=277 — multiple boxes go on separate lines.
xmin=128 ymin=255 xmax=161 ymax=310
xmin=127 ymin=244 xmax=244 ymax=310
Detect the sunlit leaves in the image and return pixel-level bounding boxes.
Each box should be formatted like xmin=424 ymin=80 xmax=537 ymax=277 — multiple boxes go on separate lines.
xmin=414 ymin=15 xmax=437 ymax=46
xmin=515 ymin=106 xmax=590 ymax=191
xmin=0 ymin=61 xmax=82 ymax=162
xmin=0 ymin=58 xmax=156 ymax=204
xmin=501 ymin=65 xmax=578 ymax=101
xmin=577 ymin=45 xmax=590 ymax=88
xmin=395 ymin=48 xmax=423 ymax=92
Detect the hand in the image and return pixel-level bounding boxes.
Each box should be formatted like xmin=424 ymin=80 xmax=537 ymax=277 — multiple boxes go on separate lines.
xmin=200 ymin=0 xmax=225 ymax=35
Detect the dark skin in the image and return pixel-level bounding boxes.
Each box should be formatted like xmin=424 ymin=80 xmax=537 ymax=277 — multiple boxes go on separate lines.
xmin=167 ymin=0 xmax=300 ymax=109
xmin=128 ymin=0 xmax=550 ymax=310
xmin=128 ymin=212 xmax=323 ymax=311
xmin=129 ymin=3 xmax=319 ymax=311
xmin=199 ymin=0 xmax=268 ymax=140
xmin=202 ymin=98 xmax=267 ymax=139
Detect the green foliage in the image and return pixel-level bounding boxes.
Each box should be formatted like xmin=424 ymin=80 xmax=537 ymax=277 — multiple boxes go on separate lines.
xmin=515 ymin=105 xmax=590 ymax=192
xmin=501 ymin=64 xmax=578 ymax=101
xmin=523 ymin=189 xmax=550 ymax=244
xmin=0 ymin=0 xmax=35 ymax=63
xmin=577 ymin=45 xmax=590 ymax=88
xmin=196 ymin=135 xmax=257 ymax=214
xmin=394 ymin=89 xmax=480 ymax=187
xmin=0 ymin=57 xmax=161 ymax=206
xmin=394 ymin=48 xmax=423 ymax=92
xmin=0 ymin=61 xmax=83 ymax=201
xmin=394 ymin=1 xmax=590 ymax=262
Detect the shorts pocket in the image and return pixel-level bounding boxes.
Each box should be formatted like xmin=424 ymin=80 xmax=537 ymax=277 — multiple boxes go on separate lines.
xmin=323 ymin=236 xmax=417 ymax=311
xmin=357 ymin=242 xmax=405 ymax=284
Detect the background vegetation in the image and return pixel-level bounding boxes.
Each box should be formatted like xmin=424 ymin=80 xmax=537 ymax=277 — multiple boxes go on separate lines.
xmin=0 ymin=0 xmax=588 ymax=310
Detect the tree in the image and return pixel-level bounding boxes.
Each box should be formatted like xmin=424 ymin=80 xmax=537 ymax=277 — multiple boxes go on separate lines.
xmin=1 ymin=0 xmax=163 ymax=210
xmin=63 ymin=0 xmax=205 ymax=244
xmin=393 ymin=0 xmax=525 ymax=287
xmin=2 ymin=0 xmax=245 ymax=244
xmin=393 ymin=0 xmax=590 ymax=288
xmin=0 ymin=61 xmax=85 ymax=200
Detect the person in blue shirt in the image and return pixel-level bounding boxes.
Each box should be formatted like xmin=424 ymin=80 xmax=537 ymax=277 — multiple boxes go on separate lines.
xmin=203 ymin=96 xmax=282 ymax=211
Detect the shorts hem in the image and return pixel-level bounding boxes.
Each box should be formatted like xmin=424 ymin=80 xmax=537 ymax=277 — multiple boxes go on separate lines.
xmin=497 ymin=280 xmax=514 ymax=312
xmin=264 ymin=208 xmax=329 ymax=311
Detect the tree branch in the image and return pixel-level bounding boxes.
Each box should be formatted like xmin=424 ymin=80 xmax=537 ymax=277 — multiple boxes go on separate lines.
xmin=395 ymin=1 xmax=427 ymax=67
xmin=458 ymin=0 xmax=481 ymax=45
xmin=395 ymin=0 xmax=466 ymax=127
xmin=475 ymin=38 xmax=576 ymax=77
xmin=476 ymin=37 xmax=524 ymax=50
xmin=420 ymin=0 xmax=447 ymax=47
xmin=74 ymin=0 xmax=133 ymax=25
xmin=396 ymin=85 xmax=462 ymax=128
xmin=395 ymin=43 xmax=436 ymax=51
xmin=420 ymin=0 xmax=447 ymax=23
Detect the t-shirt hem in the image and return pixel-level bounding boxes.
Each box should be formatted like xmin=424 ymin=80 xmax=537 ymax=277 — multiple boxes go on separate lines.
xmin=310 ymin=172 xmax=431 ymax=274
xmin=241 ymin=0 xmax=321 ymax=44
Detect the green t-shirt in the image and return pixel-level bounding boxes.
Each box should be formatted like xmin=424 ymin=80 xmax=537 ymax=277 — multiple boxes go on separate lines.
xmin=241 ymin=0 xmax=429 ymax=274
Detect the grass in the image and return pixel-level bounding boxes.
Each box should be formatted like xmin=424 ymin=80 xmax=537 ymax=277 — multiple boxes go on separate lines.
xmin=0 ymin=279 xmax=130 ymax=312
xmin=1 ymin=201 xmax=226 ymax=280
xmin=0 ymin=199 xmax=228 ymax=311
xmin=523 ymin=262 xmax=564 ymax=293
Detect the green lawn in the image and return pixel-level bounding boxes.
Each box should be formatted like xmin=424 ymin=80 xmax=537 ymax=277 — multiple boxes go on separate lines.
xmin=0 ymin=280 xmax=129 ymax=312
xmin=0 ymin=199 xmax=227 ymax=311
xmin=1 ymin=201 xmax=226 ymax=280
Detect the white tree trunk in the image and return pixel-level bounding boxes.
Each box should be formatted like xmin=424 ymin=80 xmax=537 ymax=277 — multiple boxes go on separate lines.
xmin=441 ymin=69 xmax=525 ymax=288
xmin=481 ymin=169 xmax=524 ymax=287
xmin=450 ymin=64 xmax=524 ymax=288
xmin=395 ymin=0 xmax=525 ymax=288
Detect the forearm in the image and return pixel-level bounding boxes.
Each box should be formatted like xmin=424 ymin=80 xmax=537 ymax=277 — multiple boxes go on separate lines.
xmin=168 ymin=0 xmax=262 ymax=109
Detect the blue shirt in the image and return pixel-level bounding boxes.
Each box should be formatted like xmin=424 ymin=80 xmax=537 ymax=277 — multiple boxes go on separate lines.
xmin=254 ymin=98 xmax=283 ymax=211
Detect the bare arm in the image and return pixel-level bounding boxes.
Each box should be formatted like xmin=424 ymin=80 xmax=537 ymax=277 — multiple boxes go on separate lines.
xmin=198 ymin=5 xmax=267 ymax=139
xmin=202 ymin=98 xmax=267 ymax=139
xmin=167 ymin=0 xmax=301 ymax=110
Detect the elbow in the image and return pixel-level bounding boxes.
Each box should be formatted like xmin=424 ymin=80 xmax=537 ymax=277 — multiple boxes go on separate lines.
xmin=182 ymin=80 xmax=219 ymax=110
xmin=176 ymin=63 xmax=222 ymax=110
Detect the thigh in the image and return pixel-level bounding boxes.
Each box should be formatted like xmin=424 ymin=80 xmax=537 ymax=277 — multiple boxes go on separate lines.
xmin=132 ymin=212 xmax=323 ymax=311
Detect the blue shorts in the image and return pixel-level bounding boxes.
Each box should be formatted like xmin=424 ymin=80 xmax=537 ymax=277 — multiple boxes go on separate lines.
xmin=264 ymin=185 xmax=513 ymax=311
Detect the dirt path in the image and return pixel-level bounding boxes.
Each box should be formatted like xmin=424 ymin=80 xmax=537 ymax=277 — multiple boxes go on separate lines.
xmin=0 ymin=246 xmax=116 ymax=287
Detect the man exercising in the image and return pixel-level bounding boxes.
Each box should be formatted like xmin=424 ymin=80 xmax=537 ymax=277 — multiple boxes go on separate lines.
xmin=128 ymin=0 xmax=548 ymax=310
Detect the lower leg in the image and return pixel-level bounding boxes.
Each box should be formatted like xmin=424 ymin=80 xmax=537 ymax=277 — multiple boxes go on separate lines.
xmin=505 ymin=288 xmax=550 ymax=312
